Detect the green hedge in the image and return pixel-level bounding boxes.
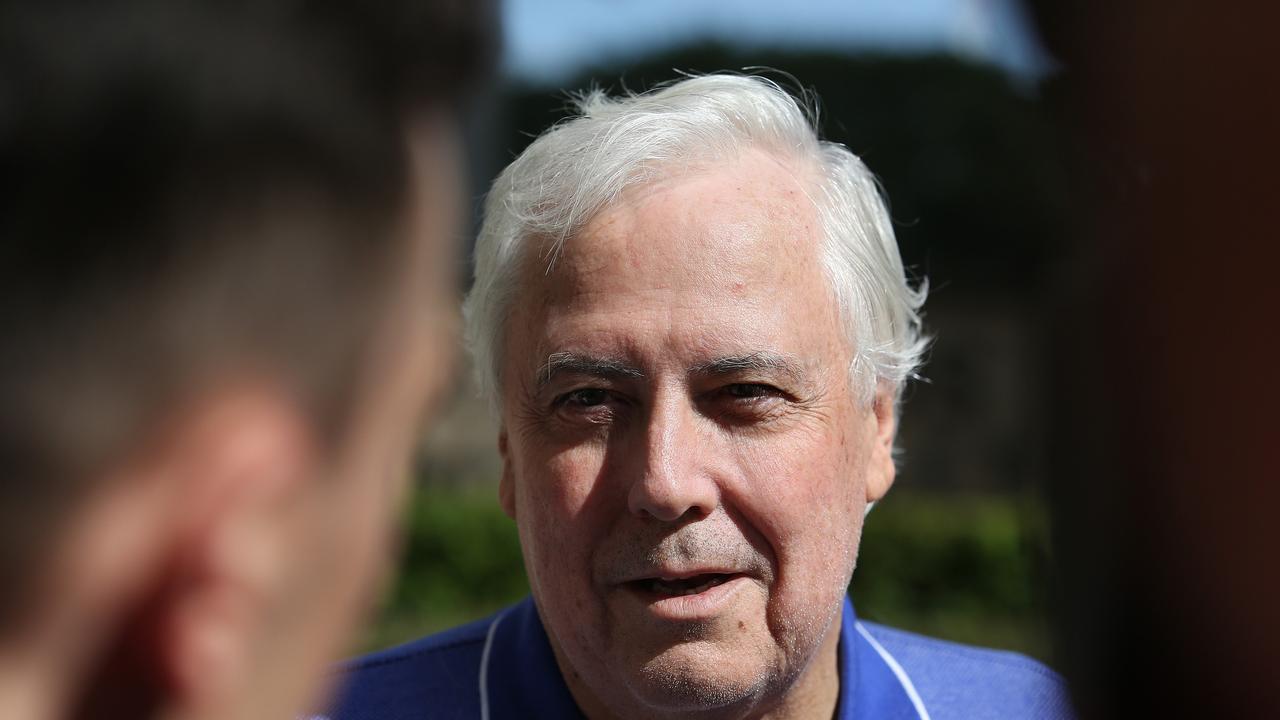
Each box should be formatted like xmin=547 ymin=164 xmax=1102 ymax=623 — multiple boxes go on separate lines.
xmin=363 ymin=485 xmax=1054 ymax=663
xmin=850 ymin=490 xmax=1052 ymax=660
xmin=363 ymin=484 xmax=528 ymax=650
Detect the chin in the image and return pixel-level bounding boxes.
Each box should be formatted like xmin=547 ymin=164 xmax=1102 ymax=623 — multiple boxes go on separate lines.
xmin=626 ymin=641 xmax=774 ymax=713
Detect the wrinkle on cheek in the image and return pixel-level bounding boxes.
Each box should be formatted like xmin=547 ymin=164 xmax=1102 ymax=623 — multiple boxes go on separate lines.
xmin=723 ymin=446 xmax=805 ymax=577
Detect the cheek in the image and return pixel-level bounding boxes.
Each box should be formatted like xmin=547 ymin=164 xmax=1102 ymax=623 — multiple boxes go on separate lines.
xmin=734 ymin=427 xmax=862 ymax=538
xmin=516 ymin=443 xmax=608 ymax=534
xmin=333 ymin=470 xmax=399 ymax=595
xmin=729 ymin=424 xmax=866 ymax=603
xmin=513 ymin=443 xmax=612 ymax=588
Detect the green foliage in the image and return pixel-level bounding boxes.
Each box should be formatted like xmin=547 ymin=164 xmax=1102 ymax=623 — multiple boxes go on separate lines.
xmin=361 ymin=484 xmax=527 ymax=650
xmin=363 ymin=484 xmax=1053 ymax=663
xmin=851 ymin=490 xmax=1052 ymax=659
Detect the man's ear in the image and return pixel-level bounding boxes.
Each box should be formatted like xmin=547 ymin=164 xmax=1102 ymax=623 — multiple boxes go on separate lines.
xmin=865 ymin=385 xmax=898 ymax=504
xmin=498 ymin=428 xmax=516 ymax=520
xmin=151 ymin=384 xmax=316 ymax=711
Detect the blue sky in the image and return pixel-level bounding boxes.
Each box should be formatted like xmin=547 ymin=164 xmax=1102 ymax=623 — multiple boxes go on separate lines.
xmin=502 ymin=0 xmax=1053 ymax=84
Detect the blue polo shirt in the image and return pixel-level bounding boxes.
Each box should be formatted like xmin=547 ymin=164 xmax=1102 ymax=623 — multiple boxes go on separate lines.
xmin=326 ymin=596 xmax=1074 ymax=719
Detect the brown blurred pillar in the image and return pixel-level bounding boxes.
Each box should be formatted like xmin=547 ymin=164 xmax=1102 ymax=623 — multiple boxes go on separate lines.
xmin=1032 ymin=1 xmax=1280 ymax=717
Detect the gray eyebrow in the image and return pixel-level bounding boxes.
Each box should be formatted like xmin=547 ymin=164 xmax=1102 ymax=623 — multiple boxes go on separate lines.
xmin=536 ymin=351 xmax=644 ymax=393
xmin=689 ymin=352 xmax=806 ymax=381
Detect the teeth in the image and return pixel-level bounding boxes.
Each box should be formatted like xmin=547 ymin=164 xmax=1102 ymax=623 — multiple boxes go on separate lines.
xmin=649 ymin=575 xmax=728 ymax=596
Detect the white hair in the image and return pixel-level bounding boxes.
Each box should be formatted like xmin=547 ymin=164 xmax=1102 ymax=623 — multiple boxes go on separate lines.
xmin=464 ymin=73 xmax=928 ymax=411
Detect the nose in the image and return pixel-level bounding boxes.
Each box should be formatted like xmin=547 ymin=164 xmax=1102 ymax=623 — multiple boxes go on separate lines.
xmin=626 ymin=392 xmax=719 ymax=522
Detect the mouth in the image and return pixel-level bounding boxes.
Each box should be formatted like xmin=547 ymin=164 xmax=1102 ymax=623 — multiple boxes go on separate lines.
xmin=627 ymin=572 xmax=743 ymax=598
xmin=613 ymin=569 xmax=754 ymax=621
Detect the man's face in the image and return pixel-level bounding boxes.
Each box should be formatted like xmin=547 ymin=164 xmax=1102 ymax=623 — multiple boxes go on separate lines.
xmin=499 ymin=149 xmax=897 ymax=717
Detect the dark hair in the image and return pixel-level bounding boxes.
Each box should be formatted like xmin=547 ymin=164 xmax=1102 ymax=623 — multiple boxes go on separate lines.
xmin=0 ymin=0 xmax=496 ymax=626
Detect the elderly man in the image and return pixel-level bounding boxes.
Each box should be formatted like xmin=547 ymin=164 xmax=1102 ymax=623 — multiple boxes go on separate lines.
xmin=334 ymin=75 xmax=1073 ymax=720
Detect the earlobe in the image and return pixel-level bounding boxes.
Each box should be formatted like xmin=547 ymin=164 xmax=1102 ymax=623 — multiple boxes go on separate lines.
xmin=498 ymin=429 xmax=516 ymax=520
xmin=162 ymin=574 xmax=251 ymax=707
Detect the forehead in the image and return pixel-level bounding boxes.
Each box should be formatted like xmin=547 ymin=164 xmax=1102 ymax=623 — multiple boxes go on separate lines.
xmin=578 ymin=152 xmax=813 ymax=267
xmin=508 ymin=150 xmax=842 ymax=368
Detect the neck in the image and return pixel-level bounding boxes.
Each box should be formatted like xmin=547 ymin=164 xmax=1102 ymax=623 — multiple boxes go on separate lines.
xmin=0 ymin=642 xmax=76 ymax=720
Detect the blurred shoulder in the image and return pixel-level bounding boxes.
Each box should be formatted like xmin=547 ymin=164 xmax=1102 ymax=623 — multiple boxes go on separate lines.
xmin=323 ymin=614 xmax=497 ymax=720
xmin=856 ymin=621 xmax=1075 ymax=720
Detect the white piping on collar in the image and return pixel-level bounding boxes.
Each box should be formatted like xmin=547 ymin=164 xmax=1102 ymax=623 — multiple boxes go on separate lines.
xmin=855 ymin=621 xmax=933 ymax=720
xmin=479 ymin=611 xmax=508 ymax=720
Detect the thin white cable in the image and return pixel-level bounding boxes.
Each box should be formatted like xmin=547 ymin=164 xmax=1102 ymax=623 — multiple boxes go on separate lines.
xmin=855 ymin=621 xmax=932 ymax=720
xmin=479 ymin=611 xmax=507 ymax=720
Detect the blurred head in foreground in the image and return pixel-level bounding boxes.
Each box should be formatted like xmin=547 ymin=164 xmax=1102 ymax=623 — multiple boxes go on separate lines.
xmin=0 ymin=1 xmax=494 ymax=718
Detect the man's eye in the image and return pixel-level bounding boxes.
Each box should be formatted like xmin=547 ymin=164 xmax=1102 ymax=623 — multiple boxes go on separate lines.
xmin=724 ymin=383 xmax=778 ymax=399
xmin=559 ymin=388 xmax=610 ymax=407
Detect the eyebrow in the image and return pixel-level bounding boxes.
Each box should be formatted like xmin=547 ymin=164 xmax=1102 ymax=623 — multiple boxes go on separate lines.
xmin=689 ymin=352 xmax=807 ymax=382
xmin=536 ymin=351 xmax=645 ymax=393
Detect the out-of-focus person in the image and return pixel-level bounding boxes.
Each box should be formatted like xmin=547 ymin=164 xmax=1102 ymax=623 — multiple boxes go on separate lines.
xmin=0 ymin=2 xmax=495 ymax=719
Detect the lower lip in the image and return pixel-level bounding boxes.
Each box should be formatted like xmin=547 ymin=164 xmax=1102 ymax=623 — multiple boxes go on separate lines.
xmin=619 ymin=575 xmax=752 ymax=621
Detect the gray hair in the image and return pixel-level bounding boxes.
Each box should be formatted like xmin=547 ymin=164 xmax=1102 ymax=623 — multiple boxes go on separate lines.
xmin=464 ymin=73 xmax=928 ymax=411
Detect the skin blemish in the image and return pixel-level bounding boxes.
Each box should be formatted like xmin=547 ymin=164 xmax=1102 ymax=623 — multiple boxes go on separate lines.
xmin=738 ymin=621 xmax=746 ymax=631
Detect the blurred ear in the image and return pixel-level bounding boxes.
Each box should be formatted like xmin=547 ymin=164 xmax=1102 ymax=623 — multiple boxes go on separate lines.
xmin=497 ymin=428 xmax=515 ymax=520
xmin=53 ymin=382 xmax=317 ymax=718
xmin=152 ymin=384 xmax=316 ymax=712
xmin=864 ymin=385 xmax=898 ymax=504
